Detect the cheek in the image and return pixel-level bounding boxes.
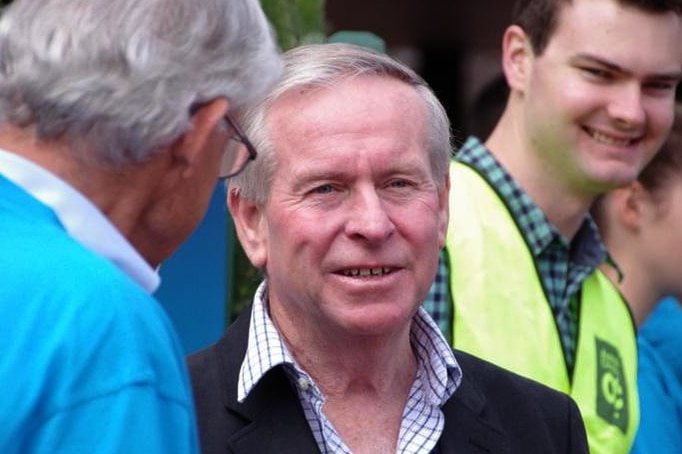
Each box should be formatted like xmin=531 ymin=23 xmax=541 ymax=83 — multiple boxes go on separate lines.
xmin=647 ymin=202 xmax=682 ymax=259
xmin=532 ymin=74 xmax=599 ymax=123
xmin=665 ymin=207 xmax=682 ymax=246
xmin=396 ymin=212 xmax=443 ymax=253
xmin=266 ymin=212 xmax=330 ymax=261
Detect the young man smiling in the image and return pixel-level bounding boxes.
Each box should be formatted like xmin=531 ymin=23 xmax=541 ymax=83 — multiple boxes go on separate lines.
xmin=422 ymin=0 xmax=682 ymax=452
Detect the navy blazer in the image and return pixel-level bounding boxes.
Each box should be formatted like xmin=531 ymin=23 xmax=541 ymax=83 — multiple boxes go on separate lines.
xmin=188 ymin=309 xmax=589 ymax=453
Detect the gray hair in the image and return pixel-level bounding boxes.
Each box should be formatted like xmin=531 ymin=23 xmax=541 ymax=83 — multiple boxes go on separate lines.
xmin=230 ymin=43 xmax=453 ymax=205
xmin=0 ymin=0 xmax=282 ymax=166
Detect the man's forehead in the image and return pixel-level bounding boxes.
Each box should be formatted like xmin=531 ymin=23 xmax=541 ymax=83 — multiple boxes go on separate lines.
xmin=545 ymin=0 xmax=682 ymax=58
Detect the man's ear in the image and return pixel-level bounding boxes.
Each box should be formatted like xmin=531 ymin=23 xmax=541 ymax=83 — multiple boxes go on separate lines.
xmin=438 ymin=172 xmax=450 ymax=248
xmin=228 ymin=187 xmax=268 ymax=268
xmin=502 ymin=25 xmax=534 ymax=93
xmin=173 ymin=98 xmax=229 ymax=176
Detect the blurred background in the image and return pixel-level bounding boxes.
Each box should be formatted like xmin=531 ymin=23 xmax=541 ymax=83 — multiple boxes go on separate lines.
xmin=327 ymin=0 xmax=512 ymax=133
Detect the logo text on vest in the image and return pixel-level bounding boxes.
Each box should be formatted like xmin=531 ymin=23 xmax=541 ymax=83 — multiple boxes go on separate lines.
xmin=595 ymin=337 xmax=628 ymax=433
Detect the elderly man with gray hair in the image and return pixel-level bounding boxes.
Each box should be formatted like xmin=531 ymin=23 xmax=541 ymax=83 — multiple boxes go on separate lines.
xmin=189 ymin=43 xmax=588 ymax=454
xmin=0 ymin=0 xmax=281 ymax=452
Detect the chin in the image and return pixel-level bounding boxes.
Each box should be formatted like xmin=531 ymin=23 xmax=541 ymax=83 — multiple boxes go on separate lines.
xmin=341 ymin=306 xmax=416 ymax=336
xmin=589 ymin=165 xmax=641 ymax=192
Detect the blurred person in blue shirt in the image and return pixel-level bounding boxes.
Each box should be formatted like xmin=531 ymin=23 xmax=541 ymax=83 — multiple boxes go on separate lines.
xmin=592 ymin=100 xmax=682 ymax=454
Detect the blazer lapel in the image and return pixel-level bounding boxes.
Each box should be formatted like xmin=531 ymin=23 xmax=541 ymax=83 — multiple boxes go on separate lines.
xmin=439 ymin=373 xmax=510 ymax=454
xmin=212 ymin=311 xmax=511 ymax=454
xmin=216 ymin=310 xmax=320 ymax=454
xmin=226 ymin=367 xmax=320 ymax=454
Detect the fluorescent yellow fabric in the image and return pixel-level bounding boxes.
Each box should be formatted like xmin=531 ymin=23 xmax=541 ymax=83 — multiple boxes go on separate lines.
xmin=447 ymin=161 xmax=638 ymax=454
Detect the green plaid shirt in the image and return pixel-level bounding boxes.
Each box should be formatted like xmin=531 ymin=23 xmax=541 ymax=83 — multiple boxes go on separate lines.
xmin=422 ymin=136 xmax=609 ymax=374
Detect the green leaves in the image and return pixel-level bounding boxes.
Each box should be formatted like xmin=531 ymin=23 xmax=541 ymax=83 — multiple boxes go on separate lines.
xmin=260 ymin=0 xmax=326 ymax=50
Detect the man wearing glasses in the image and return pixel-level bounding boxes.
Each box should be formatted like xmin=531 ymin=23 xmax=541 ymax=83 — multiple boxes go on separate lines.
xmin=221 ymin=113 xmax=259 ymax=179
xmin=0 ymin=0 xmax=281 ymax=452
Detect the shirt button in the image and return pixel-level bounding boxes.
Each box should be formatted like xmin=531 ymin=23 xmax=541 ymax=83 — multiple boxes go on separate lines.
xmin=297 ymin=377 xmax=310 ymax=391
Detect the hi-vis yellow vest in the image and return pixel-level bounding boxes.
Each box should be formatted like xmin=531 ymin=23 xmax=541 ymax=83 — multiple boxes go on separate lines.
xmin=447 ymin=161 xmax=638 ymax=454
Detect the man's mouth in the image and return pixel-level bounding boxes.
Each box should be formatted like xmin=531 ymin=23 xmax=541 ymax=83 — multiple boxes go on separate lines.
xmin=340 ymin=267 xmax=395 ymax=278
xmin=584 ymin=127 xmax=638 ymax=147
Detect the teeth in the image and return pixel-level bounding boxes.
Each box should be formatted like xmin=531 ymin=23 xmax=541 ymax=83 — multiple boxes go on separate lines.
xmin=342 ymin=267 xmax=392 ymax=277
xmin=588 ymin=129 xmax=632 ymax=146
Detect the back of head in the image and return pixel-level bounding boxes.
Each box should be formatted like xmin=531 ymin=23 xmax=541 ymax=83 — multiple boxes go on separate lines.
xmin=0 ymin=0 xmax=282 ymax=166
xmin=513 ymin=0 xmax=682 ymax=55
xmin=231 ymin=42 xmax=452 ymax=205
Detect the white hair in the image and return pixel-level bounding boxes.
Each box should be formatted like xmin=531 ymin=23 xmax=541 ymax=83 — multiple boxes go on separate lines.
xmin=230 ymin=43 xmax=453 ymax=205
xmin=0 ymin=0 xmax=282 ymax=165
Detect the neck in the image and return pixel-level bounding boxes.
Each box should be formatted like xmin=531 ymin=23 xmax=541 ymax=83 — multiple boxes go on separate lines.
xmin=270 ymin=303 xmax=418 ymax=398
xmin=601 ymin=255 xmax=661 ymax=327
xmin=0 ymin=124 xmax=173 ymax=267
xmin=268 ymin=296 xmax=420 ymax=454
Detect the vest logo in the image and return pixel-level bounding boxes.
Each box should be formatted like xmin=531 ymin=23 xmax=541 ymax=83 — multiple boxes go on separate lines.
xmin=595 ymin=337 xmax=628 ymax=433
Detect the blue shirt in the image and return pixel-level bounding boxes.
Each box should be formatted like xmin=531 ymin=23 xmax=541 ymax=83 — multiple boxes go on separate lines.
xmin=0 ymin=156 xmax=198 ymax=453
xmin=631 ymin=297 xmax=682 ymax=454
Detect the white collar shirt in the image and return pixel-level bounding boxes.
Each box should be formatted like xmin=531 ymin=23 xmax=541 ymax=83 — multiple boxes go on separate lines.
xmin=0 ymin=149 xmax=159 ymax=293
xmin=239 ymin=281 xmax=463 ymax=454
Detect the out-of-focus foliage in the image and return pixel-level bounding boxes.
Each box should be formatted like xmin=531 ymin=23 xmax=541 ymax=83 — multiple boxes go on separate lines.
xmin=228 ymin=0 xmax=327 ymax=323
xmin=261 ymin=0 xmax=326 ymax=51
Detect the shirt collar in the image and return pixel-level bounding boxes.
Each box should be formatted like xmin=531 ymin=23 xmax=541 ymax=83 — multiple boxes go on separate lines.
xmin=0 ymin=149 xmax=160 ymax=293
xmin=458 ymin=135 xmax=609 ymax=269
xmin=411 ymin=303 xmax=463 ymax=405
xmin=238 ymin=281 xmax=462 ymax=405
xmin=238 ymin=282 xmax=294 ymax=402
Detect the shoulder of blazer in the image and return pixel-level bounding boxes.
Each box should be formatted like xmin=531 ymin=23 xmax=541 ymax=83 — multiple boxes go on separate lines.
xmin=187 ymin=308 xmax=321 ymax=454
xmin=441 ymin=349 xmax=589 ymax=454
xmin=187 ymin=307 xmax=250 ymax=413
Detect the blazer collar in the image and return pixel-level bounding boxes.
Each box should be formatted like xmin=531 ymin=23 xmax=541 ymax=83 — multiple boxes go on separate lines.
xmin=217 ymin=310 xmax=510 ymax=454
xmin=438 ymin=372 xmax=510 ymax=453
xmin=216 ymin=309 xmax=320 ymax=453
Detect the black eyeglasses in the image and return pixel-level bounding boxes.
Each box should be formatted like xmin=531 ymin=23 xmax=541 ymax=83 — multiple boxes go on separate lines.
xmin=220 ymin=113 xmax=258 ymax=179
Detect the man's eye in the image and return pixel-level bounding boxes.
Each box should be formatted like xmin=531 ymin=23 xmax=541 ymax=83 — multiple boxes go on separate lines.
xmin=313 ymin=184 xmax=334 ymax=194
xmin=389 ymin=180 xmax=411 ymax=189
xmin=582 ymin=67 xmax=611 ymax=79
xmin=644 ymin=81 xmax=676 ymax=92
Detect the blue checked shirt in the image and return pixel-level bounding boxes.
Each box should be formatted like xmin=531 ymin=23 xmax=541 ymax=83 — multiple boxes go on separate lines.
xmin=421 ymin=249 xmax=452 ymax=344
xmin=422 ymin=136 xmax=611 ymax=374
xmin=240 ymin=281 xmax=462 ymax=454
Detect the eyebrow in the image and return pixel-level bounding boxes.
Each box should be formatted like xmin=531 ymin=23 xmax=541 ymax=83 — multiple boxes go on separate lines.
xmin=571 ymin=53 xmax=682 ymax=82
xmin=289 ymin=166 xmax=346 ymax=193
xmin=290 ymin=160 xmax=432 ymax=193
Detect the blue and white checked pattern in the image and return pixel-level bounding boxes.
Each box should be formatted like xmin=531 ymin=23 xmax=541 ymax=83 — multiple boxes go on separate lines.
xmin=239 ymin=281 xmax=462 ymax=453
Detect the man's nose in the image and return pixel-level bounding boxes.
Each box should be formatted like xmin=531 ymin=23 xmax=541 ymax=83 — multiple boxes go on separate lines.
xmin=344 ymin=189 xmax=396 ymax=242
xmin=608 ymin=83 xmax=646 ymax=129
